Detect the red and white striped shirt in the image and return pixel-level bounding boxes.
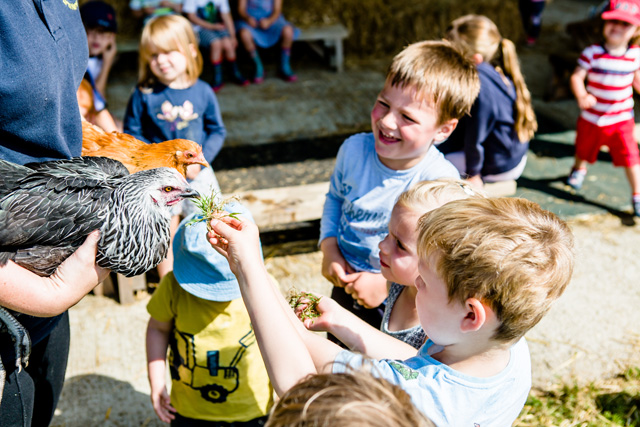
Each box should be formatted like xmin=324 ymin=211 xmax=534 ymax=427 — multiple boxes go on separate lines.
xmin=578 ymin=44 xmax=640 ymax=126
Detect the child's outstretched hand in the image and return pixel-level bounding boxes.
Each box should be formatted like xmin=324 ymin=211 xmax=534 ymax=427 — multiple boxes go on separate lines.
xmin=208 ymin=216 xmax=261 ymax=275
xmin=297 ymin=295 xmax=344 ymax=333
xmin=343 ymin=271 xmax=388 ymax=309
xmin=150 ymin=385 xmax=176 ymax=423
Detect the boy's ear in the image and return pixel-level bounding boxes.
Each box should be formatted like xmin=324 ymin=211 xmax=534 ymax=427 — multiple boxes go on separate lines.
xmin=433 ymin=118 xmax=459 ymax=143
xmin=460 ymin=297 xmax=487 ymax=333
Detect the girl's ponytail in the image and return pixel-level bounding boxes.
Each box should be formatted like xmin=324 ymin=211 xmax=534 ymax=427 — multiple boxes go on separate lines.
xmin=499 ymin=38 xmax=537 ymax=142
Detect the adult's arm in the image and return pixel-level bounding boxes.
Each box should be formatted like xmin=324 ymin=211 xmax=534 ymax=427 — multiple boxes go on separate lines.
xmin=0 ymin=231 xmax=109 ymax=317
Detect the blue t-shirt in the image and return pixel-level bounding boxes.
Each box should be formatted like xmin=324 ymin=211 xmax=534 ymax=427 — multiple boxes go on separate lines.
xmin=334 ymin=338 xmax=531 ymax=427
xmin=124 ymin=80 xmax=226 ymax=164
xmin=0 ymin=1 xmax=88 ymax=164
xmin=319 ymin=133 xmax=459 ymax=272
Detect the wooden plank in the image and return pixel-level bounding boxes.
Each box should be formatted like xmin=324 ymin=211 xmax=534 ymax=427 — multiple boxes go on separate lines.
xmin=484 ymin=180 xmax=517 ymax=197
xmin=116 ymin=274 xmax=147 ymax=305
xmin=226 ymin=181 xmax=329 ymax=229
xmin=298 ymin=24 xmax=349 ymax=41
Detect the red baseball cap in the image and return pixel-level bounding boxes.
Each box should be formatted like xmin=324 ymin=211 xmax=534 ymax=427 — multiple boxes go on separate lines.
xmin=602 ymin=0 xmax=640 ymax=26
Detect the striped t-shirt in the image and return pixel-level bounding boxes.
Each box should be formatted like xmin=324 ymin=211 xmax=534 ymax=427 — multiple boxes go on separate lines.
xmin=577 ymin=44 xmax=640 ymax=127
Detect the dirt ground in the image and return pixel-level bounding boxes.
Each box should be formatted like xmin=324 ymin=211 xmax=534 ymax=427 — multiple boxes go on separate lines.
xmin=48 ymin=0 xmax=640 ymax=425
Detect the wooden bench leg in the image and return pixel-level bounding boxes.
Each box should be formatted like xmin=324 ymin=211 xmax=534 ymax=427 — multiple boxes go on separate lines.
xmin=116 ymin=274 xmax=147 ymax=305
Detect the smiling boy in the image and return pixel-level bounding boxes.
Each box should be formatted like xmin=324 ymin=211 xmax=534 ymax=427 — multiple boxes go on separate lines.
xmin=319 ymin=41 xmax=480 ymax=334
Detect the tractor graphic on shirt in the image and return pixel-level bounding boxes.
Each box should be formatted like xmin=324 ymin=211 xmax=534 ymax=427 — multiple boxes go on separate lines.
xmin=169 ymin=327 xmax=255 ymax=403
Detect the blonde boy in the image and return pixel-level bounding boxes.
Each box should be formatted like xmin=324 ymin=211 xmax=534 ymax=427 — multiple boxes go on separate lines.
xmin=320 ymin=41 xmax=480 ymax=331
xmin=207 ymin=196 xmax=574 ymax=426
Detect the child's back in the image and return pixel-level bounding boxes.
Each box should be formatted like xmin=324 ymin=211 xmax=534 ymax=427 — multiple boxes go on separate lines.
xmin=320 ymin=40 xmax=480 ymax=330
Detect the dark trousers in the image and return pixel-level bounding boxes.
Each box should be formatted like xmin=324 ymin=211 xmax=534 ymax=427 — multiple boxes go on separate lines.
xmin=0 ymin=311 xmax=70 ymax=427
xmin=519 ymin=0 xmax=547 ymax=40
xmin=328 ymin=286 xmax=385 ymax=347
xmin=171 ymin=413 xmax=268 ymax=427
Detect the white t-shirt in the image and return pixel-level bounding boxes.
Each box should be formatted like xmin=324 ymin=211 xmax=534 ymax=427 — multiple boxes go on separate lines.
xmin=334 ymin=338 xmax=531 ymax=426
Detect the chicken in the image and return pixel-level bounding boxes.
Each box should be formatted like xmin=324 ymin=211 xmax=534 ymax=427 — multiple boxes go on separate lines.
xmin=81 ymin=119 xmax=210 ymax=178
xmin=0 ymin=156 xmax=200 ymax=392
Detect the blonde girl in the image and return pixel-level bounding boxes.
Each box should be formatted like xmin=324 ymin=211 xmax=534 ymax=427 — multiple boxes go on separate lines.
xmin=438 ymin=14 xmax=537 ymax=189
xmin=123 ymin=14 xmax=226 ymax=277
xmin=301 ymin=179 xmax=483 ymax=351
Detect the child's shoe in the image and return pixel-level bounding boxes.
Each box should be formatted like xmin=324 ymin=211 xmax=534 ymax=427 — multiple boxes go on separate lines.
xmin=280 ymin=48 xmax=297 ymax=82
xmin=211 ymin=83 xmax=224 ymax=93
xmin=566 ymin=168 xmax=586 ymax=190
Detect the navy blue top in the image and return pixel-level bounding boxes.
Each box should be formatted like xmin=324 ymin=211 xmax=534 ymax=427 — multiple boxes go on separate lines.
xmin=123 ymin=80 xmax=226 ymax=164
xmin=0 ymin=1 xmax=88 ymax=347
xmin=0 ymin=0 xmax=88 ymax=165
xmin=438 ymin=62 xmax=529 ymax=177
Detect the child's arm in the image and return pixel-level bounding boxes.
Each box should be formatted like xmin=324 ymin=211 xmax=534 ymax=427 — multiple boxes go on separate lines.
xmin=342 ymin=271 xmax=388 ymax=309
xmin=185 ymin=12 xmax=226 ymax=31
xmin=146 ymin=317 xmax=176 ymax=423
xmin=570 ymin=66 xmax=596 ymax=110
xmin=301 ymin=295 xmax=419 ymax=360
xmin=122 ymin=89 xmax=151 ymax=143
xmin=633 ymin=69 xmax=640 ymax=94
xmin=259 ymin=0 xmax=282 ymax=29
xmin=320 ymin=237 xmax=350 ymax=287
xmin=93 ymin=33 xmax=117 ymax=97
xmin=236 ymin=0 xmax=257 ymax=27
xmin=208 ymin=216 xmax=344 ymax=396
xmin=221 ymin=12 xmax=238 ymax=47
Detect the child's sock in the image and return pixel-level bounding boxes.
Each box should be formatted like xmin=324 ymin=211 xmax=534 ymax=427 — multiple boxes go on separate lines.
xmin=229 ymin=60 xmax=249 ymax=86
xmin=280 ymin=48 xmax=297 ymax=82
xmin=212 ymin=61 xmax=223 ymax=92
xmin=633 ymin=193 xmax=640 ymax=217
xmin=250 ymin=50 xmax=264 ymax=83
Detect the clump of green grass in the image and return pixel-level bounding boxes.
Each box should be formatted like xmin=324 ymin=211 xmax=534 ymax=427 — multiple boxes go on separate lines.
xmin=516 ymin=367 xmax=640 ymax=426
xmin=188 ymin=189 xmax=240 ymax=231
xmin=288 ymin=289 xmax=322 ymax=322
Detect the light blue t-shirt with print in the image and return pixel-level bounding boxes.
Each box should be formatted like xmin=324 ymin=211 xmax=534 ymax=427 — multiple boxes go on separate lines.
xmin=319 ymin=132 xmax=459 ymax=272
xmin=333 ymin=338 xmax=531 ymax=427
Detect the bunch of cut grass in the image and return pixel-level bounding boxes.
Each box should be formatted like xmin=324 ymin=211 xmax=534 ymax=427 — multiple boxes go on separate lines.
xmin=188 ymin=189 xmax=239 ymax=232
xmin=288 ymin=289 xmax=322 ymax=322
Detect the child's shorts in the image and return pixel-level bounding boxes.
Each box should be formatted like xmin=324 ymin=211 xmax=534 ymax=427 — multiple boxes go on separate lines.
xmin=198 ymin=29 xmax=231 ymax=48
xmin=575 ymin=117 xmax=639 ymax=167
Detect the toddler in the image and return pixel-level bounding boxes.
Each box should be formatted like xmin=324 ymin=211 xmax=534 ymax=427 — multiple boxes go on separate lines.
xmin=80 ymin=1 xmax=118 ymax=101
xmin=236 ymin=0 xmax=300 ymax=82
xmin=320 ymin=40 xmax=479 ymax=336
xmin=184 ymin=0 xmax=249 ymax=91
xmin=146 ymin=207 xmax=272 ymax=425
xmin=307 ymin=179 xmax=483 ymax=352
xmin=566 ymin=0 xmax=640 ymax=217
xmin=438 ymin=14 xmax=537 ymax=190
xmin=123 ymin=14 xmax=226 ymax=276
xmin=207 ymin=196 xmax=575 ymax=426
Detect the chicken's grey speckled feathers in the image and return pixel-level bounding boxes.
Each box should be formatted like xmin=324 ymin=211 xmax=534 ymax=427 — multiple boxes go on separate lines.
xmin=0 ymin=157 xmax=199 ymax=277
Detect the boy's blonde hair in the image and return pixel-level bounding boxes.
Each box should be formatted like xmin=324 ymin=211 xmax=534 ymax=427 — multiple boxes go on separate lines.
xmin=386 ymin=40 xmax=480 ymax=125
xmin=138 ymin=15 xmax=203 ymax=88
xmin=417 ymin=197 xmax=574 ymax=343
xmin=395 ymin=178 xmax=485 ymax=213
xmin=446 ymin=15 xmax=538 ymax=142
xmin=266 ymin=369 xmax=434 ymax=427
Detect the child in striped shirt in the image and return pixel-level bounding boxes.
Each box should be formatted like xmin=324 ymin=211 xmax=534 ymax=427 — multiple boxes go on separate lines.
xmin=567 ymin=0 xmax=640 ymax=216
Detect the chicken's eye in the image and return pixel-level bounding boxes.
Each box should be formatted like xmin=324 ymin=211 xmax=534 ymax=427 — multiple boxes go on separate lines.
xmin=164 ymin=186 xmax=174 ymax=192
xmin=185 ymin=153 xmax=193 ymax=158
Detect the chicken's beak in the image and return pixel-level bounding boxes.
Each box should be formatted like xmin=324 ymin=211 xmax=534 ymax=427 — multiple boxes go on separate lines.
xmin=194 ymin=153 xmax=210 ymax=169
xmin=180 ymin=187 xmax=200 ymax=199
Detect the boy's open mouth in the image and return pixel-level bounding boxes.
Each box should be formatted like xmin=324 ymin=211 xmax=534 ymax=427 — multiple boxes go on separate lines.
xmin=379 ymin=130 xmax=400 ymax=144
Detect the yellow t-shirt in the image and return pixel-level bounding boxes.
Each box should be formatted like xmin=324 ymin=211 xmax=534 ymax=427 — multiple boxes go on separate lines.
xmin=147 ymin=273 xmax=273 ymax=422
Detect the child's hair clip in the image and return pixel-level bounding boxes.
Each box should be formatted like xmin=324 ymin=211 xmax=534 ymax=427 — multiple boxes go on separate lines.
xmin=459 ymin=182 xmax=476 ymax=196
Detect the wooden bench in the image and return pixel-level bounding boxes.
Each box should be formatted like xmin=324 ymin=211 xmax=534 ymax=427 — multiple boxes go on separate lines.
xmin=297 ymin=24 xmax=349 ymax=73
